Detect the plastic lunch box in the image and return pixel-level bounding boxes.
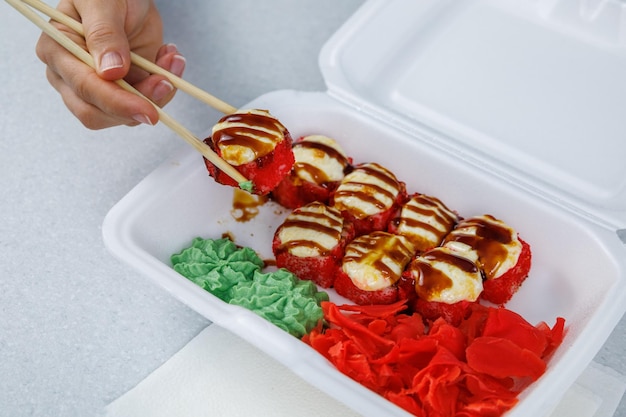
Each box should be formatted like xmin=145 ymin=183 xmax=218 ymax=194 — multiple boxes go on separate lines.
xmin=102 ymin=0 xmax=626 ymax=415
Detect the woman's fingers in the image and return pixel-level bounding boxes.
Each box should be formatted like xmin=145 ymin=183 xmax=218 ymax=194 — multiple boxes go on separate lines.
xmin=34 ymin=0 xmax=183 ymax=130
xmin=46 ymin=68 xmax=133 ymax=129
xmin=40 ymin=42 xmax=186 ymax=129
xmin=140 ymin=43 xmax=186 ymax=105
xmin=41 ymin=40 xmax=158 ymax=129
xmin=74 ymin=0 xmax=132 ymax=80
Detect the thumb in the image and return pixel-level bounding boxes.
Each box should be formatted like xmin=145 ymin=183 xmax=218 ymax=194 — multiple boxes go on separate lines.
xmin=77 ymin=0 xmax=130 ymax=80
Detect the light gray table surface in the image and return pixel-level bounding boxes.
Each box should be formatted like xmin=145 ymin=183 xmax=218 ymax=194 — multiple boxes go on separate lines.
xmin=1 ymin=1 xmax=625 ymax=417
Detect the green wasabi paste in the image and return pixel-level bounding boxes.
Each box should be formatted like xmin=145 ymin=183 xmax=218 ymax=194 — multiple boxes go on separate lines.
xmin=229 ymin=268 xmax=329 ymax=337
xmin=171 ymin=237 xmax=263 ymax=301
xmin=171 ymin=237 xmax=328 ymax=338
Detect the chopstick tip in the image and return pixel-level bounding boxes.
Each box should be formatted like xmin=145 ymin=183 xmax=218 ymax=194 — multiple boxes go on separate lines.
xmin=238 ymin=180 xmax=254 ymax=193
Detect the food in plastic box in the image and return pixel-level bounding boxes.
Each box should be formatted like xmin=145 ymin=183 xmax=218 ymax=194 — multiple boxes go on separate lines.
xmin=103 ymin=0 xmax=626 ymax=415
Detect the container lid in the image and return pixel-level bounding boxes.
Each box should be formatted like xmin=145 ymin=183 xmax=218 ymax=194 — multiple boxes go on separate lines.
xmin=319 ymin=0 xmax=626 ymax=230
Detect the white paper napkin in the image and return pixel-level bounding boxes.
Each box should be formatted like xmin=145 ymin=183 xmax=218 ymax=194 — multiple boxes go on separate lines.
xmin=548 ymin=361 xmax=626 ymax=417
xmin=105 ymin=325 xmax=626 ymax=417
xmin=105 ymin=325 xmax=359 ymax=417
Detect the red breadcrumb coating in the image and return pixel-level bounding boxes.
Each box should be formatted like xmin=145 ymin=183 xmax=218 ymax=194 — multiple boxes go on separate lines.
xmin=272 ymin=203 xmax=355 ymax=288
xmin=272 ymin=227 xmax=355 ymax=288
xmin=413 ymin=298 xmax=475 ymax=327
xmin=273 ymin=247 xmax=339 ymax=288
xmin=333 ymin=269 xmax=399 ymax=305
xmin=396 ymin=273 xmax=419 ymax=307
xmin=481 ymin=238 xmax=532 ymax=305
xmin=397 ymin=273 xmax=475 ymax=326
xmin=271 ymin=175 xmax=338 ymax=209
xmin=203 ymin=132 xmax=295 ymax=195
xmin=337 ymin=201 xmax=404 ymax=237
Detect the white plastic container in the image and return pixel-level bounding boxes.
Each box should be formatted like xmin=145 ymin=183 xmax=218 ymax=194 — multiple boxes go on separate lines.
xmin=103 ymin=1 xmax=626 ymax=415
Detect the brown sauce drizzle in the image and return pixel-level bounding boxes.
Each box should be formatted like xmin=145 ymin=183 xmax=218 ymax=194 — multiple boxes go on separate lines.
xmin=275 ymin=204 xmax=343 ymax=256
xmin=230 ymin=188 xmax=268 ymax=222
xmin=461 ymin=215 xmax=513 ymax=243
xmin=295 ymin=140 xmax=349 ymax=166
xmin=219 ymin=112 xmax=283 ymax=133
xmin=393 ymin=195 xmax=457 ymax=240
xmin=280 ymin=219 xmax=342 ymax=241
xmin=291 ymin=137 xmax=353 ymax=183
xmin=334 ymin=164 xmax=400 ymax=218
xmin=443 ymin=215 xmax=514 ymax=278
xmin=412 ymin=248 xmax=478 ymax=300
xmin=212 ymin=111 xmax=284 ymax=159
xmin=335 ymin=181 xmax=395 ymax=208
xmin=423 ymin=249 xmax=479 ymax=273
xmin=344 ymin=232 xmax=413 ymax=285
xmin=214 ymin=127 xmax=276 ymax=156
xmin=293 ymin=162 xmax=330 ymax=184
xmin=358 ymin=163 xmax=400 ymax=190
xmin=279 ymin=239 xmax=331 ymax=256
xmin=413 ymin=263 xmax=454 ymax=299
xmin=414 ymin=195 xmax=458 ymax=225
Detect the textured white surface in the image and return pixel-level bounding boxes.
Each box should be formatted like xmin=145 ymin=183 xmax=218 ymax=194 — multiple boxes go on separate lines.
xmin=0 ymin=1 xmax=362 ymax=416
xmin=1 ymin=1 xmax=625 ymax=417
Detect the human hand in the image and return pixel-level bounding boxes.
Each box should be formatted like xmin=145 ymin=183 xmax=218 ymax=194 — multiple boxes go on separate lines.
xmin=35 ymin=0 xmax=185 ymax=129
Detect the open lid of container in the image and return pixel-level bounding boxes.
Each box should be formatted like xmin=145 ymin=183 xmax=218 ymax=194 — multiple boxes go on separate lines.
xmin=319 ymin=0 xmax=626 ymax=231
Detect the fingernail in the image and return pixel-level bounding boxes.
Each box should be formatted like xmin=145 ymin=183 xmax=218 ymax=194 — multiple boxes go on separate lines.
xmin=100 ymin=51 xmax=124 ymax=72
xmin=153 ymin=79 xmax=174 ymax=101
xmin=170 ymin=55 xmax=186 ymax=77
xmin=132 ymin=114 xmax=153 ymax=126
xmin=164 ymin=43 xmax=178 ymax=54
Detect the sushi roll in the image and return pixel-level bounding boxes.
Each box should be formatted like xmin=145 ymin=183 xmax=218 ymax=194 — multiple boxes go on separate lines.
xmin=203 ymin=109 xmax=295 ymax=195
xmin=331 ymin=162 xmax=406 ymax=236
xmin=271 ymin=135 xmax=352 ymax=209
xmin=442 ymin=214 xmax=531 ymax=305
xmin=272 ymin=202 xmax=355 ymax=288
xmin=400 ymin=244 xmax=484 ymax=325
xmin=388 ymin=193 xmax=459 ymax=253
xmin=334 ymin=231 xmax=414 ymax=305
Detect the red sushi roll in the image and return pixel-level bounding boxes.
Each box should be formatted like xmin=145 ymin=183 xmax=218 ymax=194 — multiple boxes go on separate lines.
xmin=481 ymin=238 xmax=531 ymax=305
xmin=331 ymin=162 xmax=407 ymax=236
xmin=442 ymin=214 xmax=531 ymax=305
xmin=272 ymin=202 xmax=355 ymax=288
xmin=401 ymin=245 xmax=484 ymax=325
xmin=388 ymin=193 xmax=459 ymax=253
xmin=271 ymin=135 xmax=352 ymax=209
xmin=203 ymin=109 xmax=295 ymax=195
xmin=334 ymin=231 xmax=414 ymax=305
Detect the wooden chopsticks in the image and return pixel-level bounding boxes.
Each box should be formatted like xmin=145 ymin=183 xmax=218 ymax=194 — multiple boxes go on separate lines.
xmin=6 ymin=0 xmax=249 ymax=186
